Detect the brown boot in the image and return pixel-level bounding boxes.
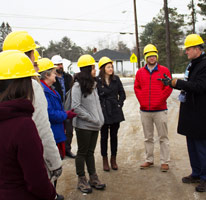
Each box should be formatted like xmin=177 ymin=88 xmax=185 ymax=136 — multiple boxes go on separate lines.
xmin=89 ymin=173 xmax=106 ymax=190
xmin=103 ymin=156 xmax=110 ymax=171
xmin=111 ymin=155 xmax=118 ymax=170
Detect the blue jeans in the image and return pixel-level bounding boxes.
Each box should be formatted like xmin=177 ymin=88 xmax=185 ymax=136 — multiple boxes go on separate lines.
xmin=186 ymin=136 xmax=206 ymax=180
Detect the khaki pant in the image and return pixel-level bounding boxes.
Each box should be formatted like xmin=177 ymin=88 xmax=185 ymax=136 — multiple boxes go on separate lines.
xmin=140 ymin=111 xmax=170 ymax=164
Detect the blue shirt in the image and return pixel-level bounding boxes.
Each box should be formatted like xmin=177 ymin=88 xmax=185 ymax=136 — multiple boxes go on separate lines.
xmin=145 ymin=63 xmax=158 ymax=74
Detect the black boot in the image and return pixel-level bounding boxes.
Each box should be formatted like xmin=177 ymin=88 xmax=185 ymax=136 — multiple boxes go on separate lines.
xmin=55 ymin=193 xmax=64 ymax=200
xmin=66 ymin=150 xmax=76 ymax=158
xmin=196 ymin=180 xmax=206 ymax=192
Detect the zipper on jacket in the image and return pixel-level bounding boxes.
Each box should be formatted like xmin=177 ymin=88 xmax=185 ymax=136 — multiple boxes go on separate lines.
xmin=149 ymin=74 xmax=152 ymax=110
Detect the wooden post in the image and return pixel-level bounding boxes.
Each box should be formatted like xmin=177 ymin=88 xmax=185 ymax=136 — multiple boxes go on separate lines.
xmin=164 ymin=0 xmax=172 ymax=73
xmin=133 ymin=0 xmax=141 ymax=69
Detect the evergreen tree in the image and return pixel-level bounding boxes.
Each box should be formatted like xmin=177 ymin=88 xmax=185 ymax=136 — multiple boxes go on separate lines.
xmin=116 ymin=41 xmax=131 ymax=55
xmin=84 ymin=47 xmax=96 ymax=55
xmin=140 ymin=8 xmax=188 ymax=73
xmin=197 ymin=0 xmax=206 ymax=40
xmin=42 ymin=36 xmax=84 ymax=61
xmin=0 ymin=22 xmax=12 ymax=51
xmin=197 ymin=0 xmax=206 ymax=19
xmin=187 ymin=0 xmax=197 ymax=34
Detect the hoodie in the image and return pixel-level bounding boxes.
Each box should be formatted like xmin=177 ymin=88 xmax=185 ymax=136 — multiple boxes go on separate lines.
xmin=0 ymin=99 xmax=56 ymax=200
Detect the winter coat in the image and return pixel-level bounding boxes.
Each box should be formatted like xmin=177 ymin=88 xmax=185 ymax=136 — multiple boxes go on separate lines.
xmin=96 ymin=75 xmax=126 ymax=124
xmin=32 ymin=79 xmax=62 ymax=172
xmin=52 ymin=72 xmax=73 ymax=136
xmin=53 ymin=72 xmax=73 ymax=103
xmin=134 ymin=64 xmax=172 ymax=111
xmin=41 ymin=81 xmax=67 ymax=143
xmin=72 ymin=81 xmax=104 ymax=131
xmin=176 ymin=54 xmax=206 ymax=139
xmin=0 ymin=99 xmax=56 ymax=200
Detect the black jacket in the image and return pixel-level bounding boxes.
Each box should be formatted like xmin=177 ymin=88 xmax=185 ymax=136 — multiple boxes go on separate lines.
xmin=176 ymin=53 xmax=206 ymax=139
xmin=96 ymin=75 xmax=126 ymax=124
xmin=53 ymin=72 xmax=73 ymax=103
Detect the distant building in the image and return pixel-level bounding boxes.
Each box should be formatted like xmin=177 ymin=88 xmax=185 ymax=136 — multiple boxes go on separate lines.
xmin=93 ymin=48 xmax=132 ymax=76
xmin=68 ymin=48 xmax=140 ymax=76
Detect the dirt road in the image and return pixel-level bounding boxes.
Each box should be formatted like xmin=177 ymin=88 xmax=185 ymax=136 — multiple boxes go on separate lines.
xmin=57 ymin=85 xmax=206 ymax=200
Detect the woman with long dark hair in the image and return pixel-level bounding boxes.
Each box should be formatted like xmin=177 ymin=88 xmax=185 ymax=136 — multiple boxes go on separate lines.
xmin=0 ymin=50 xmax=56 ymax=200
xmin=97 ymin=57 xmax=126 ymax=171
xmin=71 ymin=54 xmax=105 ymax=194
xmin=2 ymin=31 xmax=63 ymax=200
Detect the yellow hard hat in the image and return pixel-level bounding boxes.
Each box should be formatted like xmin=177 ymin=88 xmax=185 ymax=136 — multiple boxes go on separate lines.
xmin=77 ymin=54 xmax=96 ymax=68
xmin=98 ymin=56 xmax=113 ymax=69
xmin=34 ymin=49 xmax=41 ymax=62
xmin=184 ymin=34 xmax=204 ymax=49
xmin=143 ymin=44 xmax=158 ymax=60
xmin=143 ymin=44 xmax=158 ymax=55
xmin=0 ymin=50 xmax=39 ymax=80
xmin=144 ymin=52 xmax=158 ymax=61
xmin=37 ymin=58 xmax=56 ymax=73
xmin=3 ymin=31 xmax=40 ymax=52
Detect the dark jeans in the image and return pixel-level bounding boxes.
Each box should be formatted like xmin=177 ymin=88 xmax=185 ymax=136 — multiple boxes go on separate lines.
xmin=100 ymin=123 xmax=120 ymax=157
xmin=75 ymin=128 xmax=98 ymax=177
xmin=186 ymin=136 xmax=206 ymax=180
xmin=64 ymin=119 xmax=73 ymax=152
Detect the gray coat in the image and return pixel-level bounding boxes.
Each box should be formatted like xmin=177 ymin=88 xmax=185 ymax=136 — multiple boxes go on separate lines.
xmin=32 ymin=79 xmax=62 ymax=174
xmin=71 ymin=81 xmax=104 ymax=131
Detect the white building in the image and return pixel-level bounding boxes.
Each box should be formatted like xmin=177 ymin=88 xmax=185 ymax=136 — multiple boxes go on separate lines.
xmin=64 ymin=49 xmax=144 ymax=76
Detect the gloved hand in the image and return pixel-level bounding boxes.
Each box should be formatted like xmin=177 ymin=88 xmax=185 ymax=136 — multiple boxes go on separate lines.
xmin=66 ymin=109 xmax=77 ymax=119
xmin=157 ymin=73 xmax=177 ymax=87
xmin=50 ymin=167 xmax=62 ymax=182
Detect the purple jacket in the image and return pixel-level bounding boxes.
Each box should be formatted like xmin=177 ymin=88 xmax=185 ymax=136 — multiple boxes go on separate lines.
xmin=0 ymin=99 xmax=56 ymax=200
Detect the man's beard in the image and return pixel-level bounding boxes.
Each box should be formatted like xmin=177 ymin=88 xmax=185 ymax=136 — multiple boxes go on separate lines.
xmin=147 ymin=61 xmax=156 ymax=67
xmin=56 ymin=68 xmax=64 ymax=74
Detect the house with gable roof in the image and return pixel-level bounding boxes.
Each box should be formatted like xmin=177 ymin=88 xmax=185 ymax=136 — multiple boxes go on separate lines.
xmin=93 ymin=48 xmax=134 ymax=76
xmin=67 ymin=48 xmax=140 ymax=76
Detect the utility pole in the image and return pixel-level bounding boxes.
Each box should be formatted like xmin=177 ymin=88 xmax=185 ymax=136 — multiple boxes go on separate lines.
xmin=191 ymin=0 xmax=196 ymax=33
xmin=164 ymin=0 xmax=172 ymax=73
xmin=133 ymin=0 xmax=141 ymax=69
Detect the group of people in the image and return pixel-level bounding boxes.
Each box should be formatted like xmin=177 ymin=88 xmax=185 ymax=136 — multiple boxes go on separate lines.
xmin=134 ymin=33 xmax=206 ymax=193
xmin=0 ymin=30 xmax=126 ymax=199
xmin=0 ymin=30 xmax=206 ymax=200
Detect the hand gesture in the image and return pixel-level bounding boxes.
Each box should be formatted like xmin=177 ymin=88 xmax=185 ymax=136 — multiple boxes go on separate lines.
xmin=157 ymin=73 xmax=172 ymax=86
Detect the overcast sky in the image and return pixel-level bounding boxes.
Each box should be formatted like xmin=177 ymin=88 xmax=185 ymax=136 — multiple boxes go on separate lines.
xmin=0 ymin=0 xmax=205 ymax=50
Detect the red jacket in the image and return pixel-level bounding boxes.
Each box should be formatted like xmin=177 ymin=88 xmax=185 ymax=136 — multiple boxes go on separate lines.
xmin=134 ymin=64 xmax=172 ymax=111
xmin=0 ymin=99 xmax=56 ymax=200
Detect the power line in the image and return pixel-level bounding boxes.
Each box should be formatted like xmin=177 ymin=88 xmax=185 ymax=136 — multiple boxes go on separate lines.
xmin=0 ymin=12 xmax=134 ymax=24
xmin=12 ymin=26 xmax=135 ymax=34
